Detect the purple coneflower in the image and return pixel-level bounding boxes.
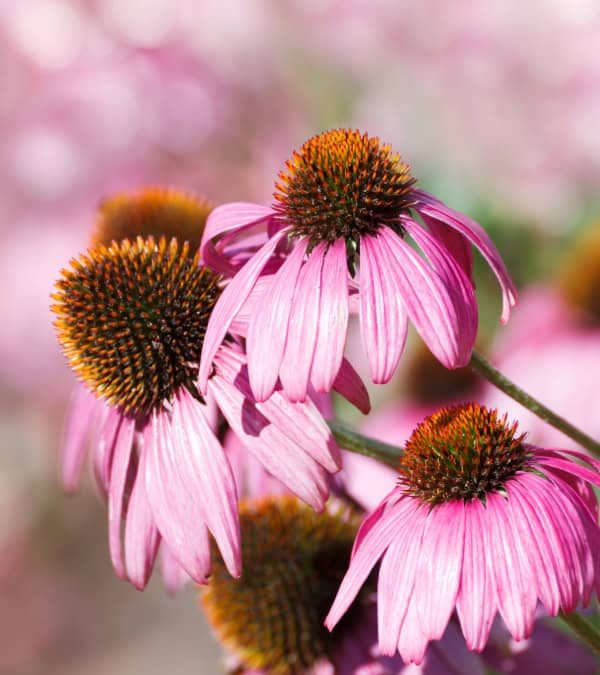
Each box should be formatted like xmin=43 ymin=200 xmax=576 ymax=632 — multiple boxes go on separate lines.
xmin=199 ymin=129 xmax=517 ymax=403
xmin=52 ymin=236 xmax=340 ymax=590
xmin=325 ymin=403 xmax=600 ymax=664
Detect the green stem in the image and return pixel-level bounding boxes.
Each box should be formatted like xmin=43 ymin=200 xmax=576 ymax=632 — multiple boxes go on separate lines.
xmin=469 ymin=350 xmax=600 ymax=458
xmin=328 ymin=420 xmax=402 ymax=468
xmin=560 ymin=612 xmax=600 ymax=656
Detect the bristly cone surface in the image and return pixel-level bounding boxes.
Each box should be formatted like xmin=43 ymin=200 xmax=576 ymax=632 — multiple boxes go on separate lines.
xmin=52 ymin=236 xmax=220 ymax=414
xmin=273 ymin=129 xmax=416 ymax=249
xmin=399 ymin=403 xmax=531 ymax=505
xmin=201 ymin=497 xmax=362 ymax=675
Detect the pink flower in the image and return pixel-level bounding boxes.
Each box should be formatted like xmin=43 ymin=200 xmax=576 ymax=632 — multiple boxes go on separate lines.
xmin=53 ymin=236 xmax=340 ymax=590
xmin=326 ymin=403 xmax=600 ymax=664
xmin=198 ymin=129 xmax=516 ymax=404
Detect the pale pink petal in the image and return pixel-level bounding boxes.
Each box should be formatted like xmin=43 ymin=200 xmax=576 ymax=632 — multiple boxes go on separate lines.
xmin=59 ymin=383 xmax=97 ymax=492
xmin=124 ymin=447 xmax=160 ymax=590
xmin=311 ymin=239 xmax=349 ymax=392
xmin=484 ymin=492 xmax=537 ymax=640
xmin=229 ymin=276 xmax=272 ymax=336
xmin=396 ymin=596 xmax=428 ymax=665
xmin=377 ymin=501 xmax=427 ymax=655
xmin=201 ymin=202 xmax=275 ymax=275
xmin=381 ymin=227 xmax=463 ymax=368
xmin=326 ymin=497 xmax=413 ymax=631
xmin=159 ymin=543 xmax=190 ymax=594
xmin=173 ymin=391 xmax=241 ymax=577
xmin=199 ymin=229 xmax=288 ymax=393
xmin=359 ymin=233 xmax=409 ymax=383
xmin=144 ymin=409 xmax=213 ymax=583
xmin=107 ymin=414 xmax=136 ymax=580
xmin=208 ymin=373 xmax=329 ymax=510
xmin=332 ymin=358 xmax=371 ymax=414
xmin=92 ymin=405 xmax=119 ymax=495
xmin=413 ymin=501 xmax=465 ymax=642
xmin=456 ymin=499 xmax=497 ymax=651
xmin=280 ymin=243 xmax=326 ymax=401
xmin=414 ymin=190 xmax=517 ymax=323
xmin=246 ymin=239 xmax=307 ymax=401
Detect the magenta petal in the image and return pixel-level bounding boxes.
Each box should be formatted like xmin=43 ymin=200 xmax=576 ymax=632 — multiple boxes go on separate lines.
xmin=159 ymin=543 xmax=190 ymax=593
xmin=311 ymin=239 xmax=349 ymax=392
xmin=280 ymin=243 xmax=326 ymax=401
xmin=247 ymin=239 xmax=307 ymax=401
xmin=421 ymin=214 xmax=474 ymax=279
xmin=485 ymin=492 xmax=537 ymax=640
xmin=107 ymin=414 xmax=136 ymax=580
xmin=359 ymin=233 xmax=409 ymax=383
xmin=332 ymin=358 xmax=371 ymax=414
xmin=124 ymin=448 xmax=160 ymax=590
xmin=456 ymin=499 xmax=497 ymax=651
xmin=414 ymin=190 xmax=517 ymax=323
xmin=381 ymin=227 xmax=463 ymax=368
xmin=60 ymin=384 xmax=97 ymax=492
xmin=201 ymin=202 xmax=275 ymax=275
xmin=198 ymin=229 xmax=288 ymax=394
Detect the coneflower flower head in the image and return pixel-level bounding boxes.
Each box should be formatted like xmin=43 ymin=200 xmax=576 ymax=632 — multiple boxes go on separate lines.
xmin=92 ymin=187 xmax=213 ymax=252
xmin=199 ymin=129 xmax=516 ymax=405
xmin=326 ymin=403 xmax=600 ymax=664
xmin=202 ymin=497 xmax=372 ymax=675
xmin=52 ymin=235 xmax=340 ymax=590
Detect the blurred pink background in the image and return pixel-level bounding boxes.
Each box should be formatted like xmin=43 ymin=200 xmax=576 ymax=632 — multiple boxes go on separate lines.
xmin=3 ymin=2 xmax=600 ymax=673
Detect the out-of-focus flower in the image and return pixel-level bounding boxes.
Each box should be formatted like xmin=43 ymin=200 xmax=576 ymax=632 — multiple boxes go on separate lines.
xmin=52 ymin=236 xmax=340 ymax=589
xmin=199 ymin=129 xmax=516 ymax=406
xmin=326 ymin=403 xmax=600 ymax=664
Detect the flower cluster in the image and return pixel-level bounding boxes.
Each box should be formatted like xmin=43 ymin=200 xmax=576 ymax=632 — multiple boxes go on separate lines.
xmin=52 ymin=131 xmax=599 ymax=672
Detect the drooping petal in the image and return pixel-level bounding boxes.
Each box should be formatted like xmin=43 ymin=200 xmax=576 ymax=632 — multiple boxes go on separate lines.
xmin=107 ymin=414 xmax=136 ymax=580
xmin=381 ymin=227 xmax=463 ymax=368
xmin=311 ymin=239 xmax=349 ymax=392
xmin=124 ymin=447 xmax=160 ymax=590
xmin=159 ymin=542 xmax=190 ymax=594
xmin=246 ymin=240 xmax=307 ymax=401
xmin=421 ymin=213 xmax=474 ymax=279
xmin=92 ymin=405 xmax=119 ymax=495
xmin=332 ymin=358 xmax=371 ymax=414
xmin=456 ymin=499 xmax=497 ymax=651
xmin=59 ymin=383 xmax=97 ymax=492
xmin=199 ymin=229 xmax=288 ymax=394
xmin=359 ymin=232 xmax=409 ymax=383
xmin=414 ymin=190 xmax=517 ymax=323
xmin=201 ymin=202 xmax=276 ymax=275
xmin=279 ymin=243 xmax=326 ymax=401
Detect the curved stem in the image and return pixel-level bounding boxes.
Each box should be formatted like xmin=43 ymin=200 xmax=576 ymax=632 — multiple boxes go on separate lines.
xmin=328 ymin=420 xmax=402 ymax=468
xmin=469 ymin=350 xmax=600 ymax=457
xmin=560 ymin=612 xmax=600 ymax=656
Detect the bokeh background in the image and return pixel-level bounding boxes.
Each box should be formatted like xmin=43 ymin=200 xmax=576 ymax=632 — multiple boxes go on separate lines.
xmin=2 ymin=1 xmax=600 ymax=673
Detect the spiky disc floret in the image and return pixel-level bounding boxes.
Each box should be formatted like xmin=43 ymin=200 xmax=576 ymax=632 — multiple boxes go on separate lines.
xmin=399 ymin=403 xmax=530 ymax=505
xmin=559 ymin=221 xmax=600 ymax=323
xmin=52 ymin=236 xmax=220 ymax=414
xmin=93 ymin=187 xmax=213 ymax=252
xmin=273 ymin=129 xmax=416 ymax=248
xmin=202 ymin=497 xmax=361 ymax=675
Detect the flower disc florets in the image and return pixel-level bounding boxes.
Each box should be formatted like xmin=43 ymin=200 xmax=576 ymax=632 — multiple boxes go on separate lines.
xmin=52 ymin=236 xmax=220 ymax=414
xmin=93 ymin=187 xmax=213 ymax=252
xmin=273 ymin=129 xmax=416 ymax=248
xmin=399 ymin=403 xmax=530 ymax=505
xmin=202 ymin=497 xmax=360 ymax=675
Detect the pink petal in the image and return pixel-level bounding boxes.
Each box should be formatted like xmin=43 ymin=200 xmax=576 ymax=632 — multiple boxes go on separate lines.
xmin=124 ymin=447 xmax=160 ymax=590
xmin=311 ymin=239 xmax=350 ymax=392
xmin=279 ymin=243 xmax=326 ymax=401
xmin=325 ymin=496 xmax=412 ymax=631
xmin=160 ymin=543 xmax=190 ymax=594
xmin=456 ymin=499 xmax=497 ymax=651
xmin=484 ymin=492 xmax=537 ymax=640
xmin=246 ymin=239 xmax=307 ymax=401
xmin=395 ymin=596 xmax=428 ymax=665
xmin=201 ymin=202 xmax=275 ymax=275
xmin=92 ymin=404 xmax=118 ymax=495
xmin=414 ymin=190 xmax=517 ymax=323
xmin=421 ymin=215 xmax=474 ymax=279
xmin=332 ymin=358 xmax=371 ymax=414
xmin=359 ymin=233 xmax=409 ymax=383
xmin=59 ymin=384 xmax=97 ymax=492
xmin=198 ymin=229 xmax=288 ymax=394
xmin=107 ymin=414 xmax=136 ymax=580
xmin=538 ymin=456 xmax=600 ymax=489
xmin=229 ymin=276 xmax=272 ymax=336
xmin=381 ymin=226 xmax=464 ymax=368
xmin=413 ymin=501 xmax=465 ymax=642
